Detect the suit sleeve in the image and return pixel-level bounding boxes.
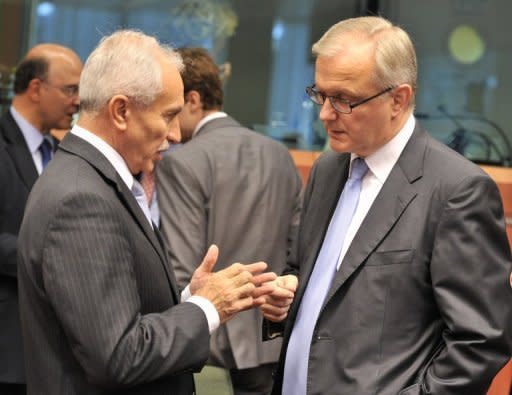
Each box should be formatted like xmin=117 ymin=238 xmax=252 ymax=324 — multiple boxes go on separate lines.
xmin=42 ymin=190 xmax=210 ymax=387
xmin=157 ymin=155 xmax=208 ymax=288
xmin=0 ymin=146 xmax=17 ymax=276
xmin=424 ymin=174 xmax=512 ymax=394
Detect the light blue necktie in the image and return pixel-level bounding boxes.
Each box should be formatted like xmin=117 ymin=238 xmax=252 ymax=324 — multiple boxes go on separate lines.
xmin=283 ymin=157 xmax=369 ymax=395
xmin=131 ymin=179 xmax=154 ymax=228
xmin=39 ymin=138 xmax=52 ymax=169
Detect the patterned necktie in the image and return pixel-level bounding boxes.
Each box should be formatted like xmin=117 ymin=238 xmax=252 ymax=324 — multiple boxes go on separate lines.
xmin=140 ymin=171 xmax=156 ymax=203
xmin=131 ymin=179 xmax=153 ymax=228
xmin=282 ymin=157 xmax=369 ymax=395
xmin=39 ymin=138 xmax=52 ymax=169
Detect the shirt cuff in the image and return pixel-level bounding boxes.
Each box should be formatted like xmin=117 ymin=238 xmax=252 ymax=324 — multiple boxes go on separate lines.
xmin=181 ymin=285 xmax=220 ymax=334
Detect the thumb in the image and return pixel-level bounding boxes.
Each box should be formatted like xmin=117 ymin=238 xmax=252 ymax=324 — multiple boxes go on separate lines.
xmin=198 ymin=244 xmax=219 ymax=274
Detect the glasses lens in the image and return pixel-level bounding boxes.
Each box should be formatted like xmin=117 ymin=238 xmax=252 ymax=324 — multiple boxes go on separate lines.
xmin=330 ymin=97 xmax=350 ymax=114
xmin=306 ymin=87 xmax=323 ymax=105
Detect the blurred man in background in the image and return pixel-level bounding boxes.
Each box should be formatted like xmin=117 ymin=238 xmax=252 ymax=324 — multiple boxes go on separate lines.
xmin=0 ymin=43 xmax=81 ymax=394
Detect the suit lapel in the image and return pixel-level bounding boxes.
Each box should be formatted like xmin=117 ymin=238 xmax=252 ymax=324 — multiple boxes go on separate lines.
xmin=293 ymin=153 xmax=351 ymax=305
xmin=0 ymin=112 xmax=38 ymax=188
xmin=58 ymin=133 xmax=178 ymax=297
xmin=324 ymin=126 xmax=426 ymax=304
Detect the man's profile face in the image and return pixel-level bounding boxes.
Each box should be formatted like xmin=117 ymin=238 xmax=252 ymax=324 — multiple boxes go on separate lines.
xmin=39 ymin=53 xmax=82 ymax=132
xmin=121 ymin=57 xmax=183 ymax=175
xmin=315 ymin=36 xmax=396 ymax=157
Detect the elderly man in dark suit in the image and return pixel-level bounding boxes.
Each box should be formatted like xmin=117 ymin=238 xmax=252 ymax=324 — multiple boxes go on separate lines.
xmin=157 ymin=48 xmax=302 ymax=395
xmin=0 ymin=43 xmax=82 ymax=395
xmin=262 ymin=16 xmax=512 ymax=395
xmin=17 ymin=30 xmax=275 ymax=395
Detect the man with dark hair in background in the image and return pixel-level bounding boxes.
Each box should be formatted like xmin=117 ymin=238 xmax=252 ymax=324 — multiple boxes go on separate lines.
xmin=0 ymin=43 xmax=82 ymax=394
xmin=157 ymin=47 xmax=302 ymax=395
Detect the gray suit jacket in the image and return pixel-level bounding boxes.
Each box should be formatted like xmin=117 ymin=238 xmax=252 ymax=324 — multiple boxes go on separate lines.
xmin=157 ymin=115 xmax=302 ymax=370
xmin=270 ymin=125 xmax=512 ymax=395
xmin=17 ymin=133 xmax=211 ymax=394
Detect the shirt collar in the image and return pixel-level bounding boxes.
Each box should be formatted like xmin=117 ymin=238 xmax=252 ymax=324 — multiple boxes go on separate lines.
xmin=10 ymin=106 xmax=45 ymax=154
xmin=351 ymin=113 xmax=415 ymax=183
xmin=192 ymin=111 xmax=228 ymax=137
xmin=70 ymin=125 xmax=135 ymax=190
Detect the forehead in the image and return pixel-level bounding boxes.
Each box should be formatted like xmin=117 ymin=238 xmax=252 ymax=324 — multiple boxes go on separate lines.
xmin=47 ymin=53 xmax=82 ymax=82
xmin=315 ymin=38 xmax=375 ymax=92
xmin=154 ymin=57 xmax=185 ymax=109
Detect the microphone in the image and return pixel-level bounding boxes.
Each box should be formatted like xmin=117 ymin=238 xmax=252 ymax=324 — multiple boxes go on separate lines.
xmin=438 ymin=105 xmax=470 ymax=156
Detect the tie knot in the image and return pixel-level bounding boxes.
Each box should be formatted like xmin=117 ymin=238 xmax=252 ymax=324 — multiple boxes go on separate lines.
xmin=350 ymin=158 xmax=368 ymax=181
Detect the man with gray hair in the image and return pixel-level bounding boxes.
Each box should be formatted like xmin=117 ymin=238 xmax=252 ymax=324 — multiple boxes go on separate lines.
xmin=262 ymin=16 xmax=512 ymax=395
xmin=17 ymin=30 xmax=275 ymax=395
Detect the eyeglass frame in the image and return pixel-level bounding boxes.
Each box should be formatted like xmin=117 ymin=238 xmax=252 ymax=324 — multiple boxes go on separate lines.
xmin=41 ymin=80 xmax=79 ymax=98
xmin=305 ymin=85 xmax=395 ymax=114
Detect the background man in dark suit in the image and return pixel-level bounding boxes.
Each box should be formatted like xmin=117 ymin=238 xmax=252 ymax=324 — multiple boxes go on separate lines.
xmin=0 ymin=43 xmax=82 ymax=395
xmin=157 ymin=47 xmax=302 ymax=395
xmin=262 ymin=16 xmax=512 ymax=395
xmin=17 ymin=30 xmax=275 ymax=395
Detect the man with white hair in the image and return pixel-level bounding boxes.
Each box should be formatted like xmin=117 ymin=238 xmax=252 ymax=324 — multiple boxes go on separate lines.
xmin=17 ymin=30 xmax=275 ymax=395
xmin=262 ymin=16 xmax=512 ymax=395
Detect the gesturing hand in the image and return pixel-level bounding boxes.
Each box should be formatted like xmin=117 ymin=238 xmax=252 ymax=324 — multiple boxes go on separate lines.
xmin=260 ymin=274 xmax=298 ymax=322
xmin=191 ymin=245 xmax=277 ymax=324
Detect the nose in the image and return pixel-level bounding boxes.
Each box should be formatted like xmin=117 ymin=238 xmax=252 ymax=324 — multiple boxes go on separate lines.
xmin=72 ymin=94 xmax=80 ymax=107
xmin=168 ymin=120 xmax=181 ymax=144
xmin=319 ymin=100 xmax=337 ymax=122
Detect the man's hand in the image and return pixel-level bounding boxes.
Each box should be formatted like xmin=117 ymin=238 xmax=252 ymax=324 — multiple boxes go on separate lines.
xmin=260 ymin=274 xmax=298 ymax=322
xmin=191 ymin=245 xmax=277 ymax=323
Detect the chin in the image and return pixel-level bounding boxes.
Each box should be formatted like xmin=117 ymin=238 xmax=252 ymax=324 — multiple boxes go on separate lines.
xmin=329 ymin=140 xmax=351 ymax=153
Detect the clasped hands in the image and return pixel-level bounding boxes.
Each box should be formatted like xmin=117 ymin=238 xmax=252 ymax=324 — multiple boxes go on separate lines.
xmin=190 ymin=245 xmax=298 ymax=324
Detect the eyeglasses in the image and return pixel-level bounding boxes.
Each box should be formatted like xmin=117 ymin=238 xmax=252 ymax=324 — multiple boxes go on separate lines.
xmin=42 ymin=80 xmax=79 ymax=98
xmin=305 ymin=85 xmax=395 ymax=114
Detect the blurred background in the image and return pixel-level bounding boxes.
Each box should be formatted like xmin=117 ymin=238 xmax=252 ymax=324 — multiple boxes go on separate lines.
xmin=1 ymin=0 xmax=511 ymax=166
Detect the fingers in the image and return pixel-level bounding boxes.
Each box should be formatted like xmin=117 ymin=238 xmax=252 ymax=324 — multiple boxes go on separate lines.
xmin=197 ymin=244 xmax=219 ymax=274
xmin=251 ymin=282 xmax=275 ymax=299
xmin=261 ymin=302 xmax=291 ymax=322
xmin=252 ymin=272 xmax=277 ymax=286
xmin=277 ymin=274 xmax=298 ymax=292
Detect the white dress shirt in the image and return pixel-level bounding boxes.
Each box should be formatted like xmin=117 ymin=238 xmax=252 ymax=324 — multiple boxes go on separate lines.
xmin=10 ymin=106 xmax=49 ymax=174
xmin=336 ymin=114 xmax=416 ymax=270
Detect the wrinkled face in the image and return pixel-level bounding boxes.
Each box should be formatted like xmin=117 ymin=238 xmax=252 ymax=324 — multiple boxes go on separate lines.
xmin=39 ymin=54 xmax=82 ymax=131
xmin=315 ymin=37 xmax=397 ymax=157
xmin=121 ymin=59 xmax=184 ymax=175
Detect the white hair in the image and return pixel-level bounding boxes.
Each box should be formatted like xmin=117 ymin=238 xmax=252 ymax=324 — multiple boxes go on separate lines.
xmin=312 ymin=16 xmax=417 ymax=108
xmin=79 ymin=30 xmax=183 ymax=114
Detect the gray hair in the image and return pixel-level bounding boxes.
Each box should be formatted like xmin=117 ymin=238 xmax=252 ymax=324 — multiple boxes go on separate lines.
xmin=312 ymin=16 xmax=417 ymax=108
xmin=79 ymin=30 xmax=183 ymax=114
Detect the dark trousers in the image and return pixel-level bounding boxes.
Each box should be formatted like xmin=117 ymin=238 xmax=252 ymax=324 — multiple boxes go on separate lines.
xmin=0 ymin=383 xmax=26 ymax=395
xmin=229 ymin=363 xmax=276 ymax=395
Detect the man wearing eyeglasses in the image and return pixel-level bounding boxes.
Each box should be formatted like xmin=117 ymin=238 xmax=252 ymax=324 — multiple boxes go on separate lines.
xmin=0 ymin=43 xmax=82 ymax=394
xmin=262 ymin=16 xmax=512 ymax=395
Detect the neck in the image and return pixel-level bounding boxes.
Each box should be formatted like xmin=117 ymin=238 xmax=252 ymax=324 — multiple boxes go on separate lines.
xmin=11 ymin=96 xmax=46 ymax=134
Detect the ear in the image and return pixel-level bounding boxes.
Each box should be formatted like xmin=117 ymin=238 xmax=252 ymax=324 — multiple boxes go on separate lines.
xmin=108 ymin=95 xmax=130 ymax=131
xmin=27 ymin=78 xmax=43 ymax=102
xmin=391 ymin=84 xmax=413 ymax=117
xmin=185 ymin=90 xmax=203 ymax=112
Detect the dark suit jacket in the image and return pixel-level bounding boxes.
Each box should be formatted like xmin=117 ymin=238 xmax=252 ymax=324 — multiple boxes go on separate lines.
xmin=18 ymin=133 xmax=211 ymax=394
xmin=270 ymin=125 xmax=512 ymax=395
xmin=157 ymin=116 xmax=303 ymax=370
xmin=0 ymin=110 xmax=39 ymax=383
